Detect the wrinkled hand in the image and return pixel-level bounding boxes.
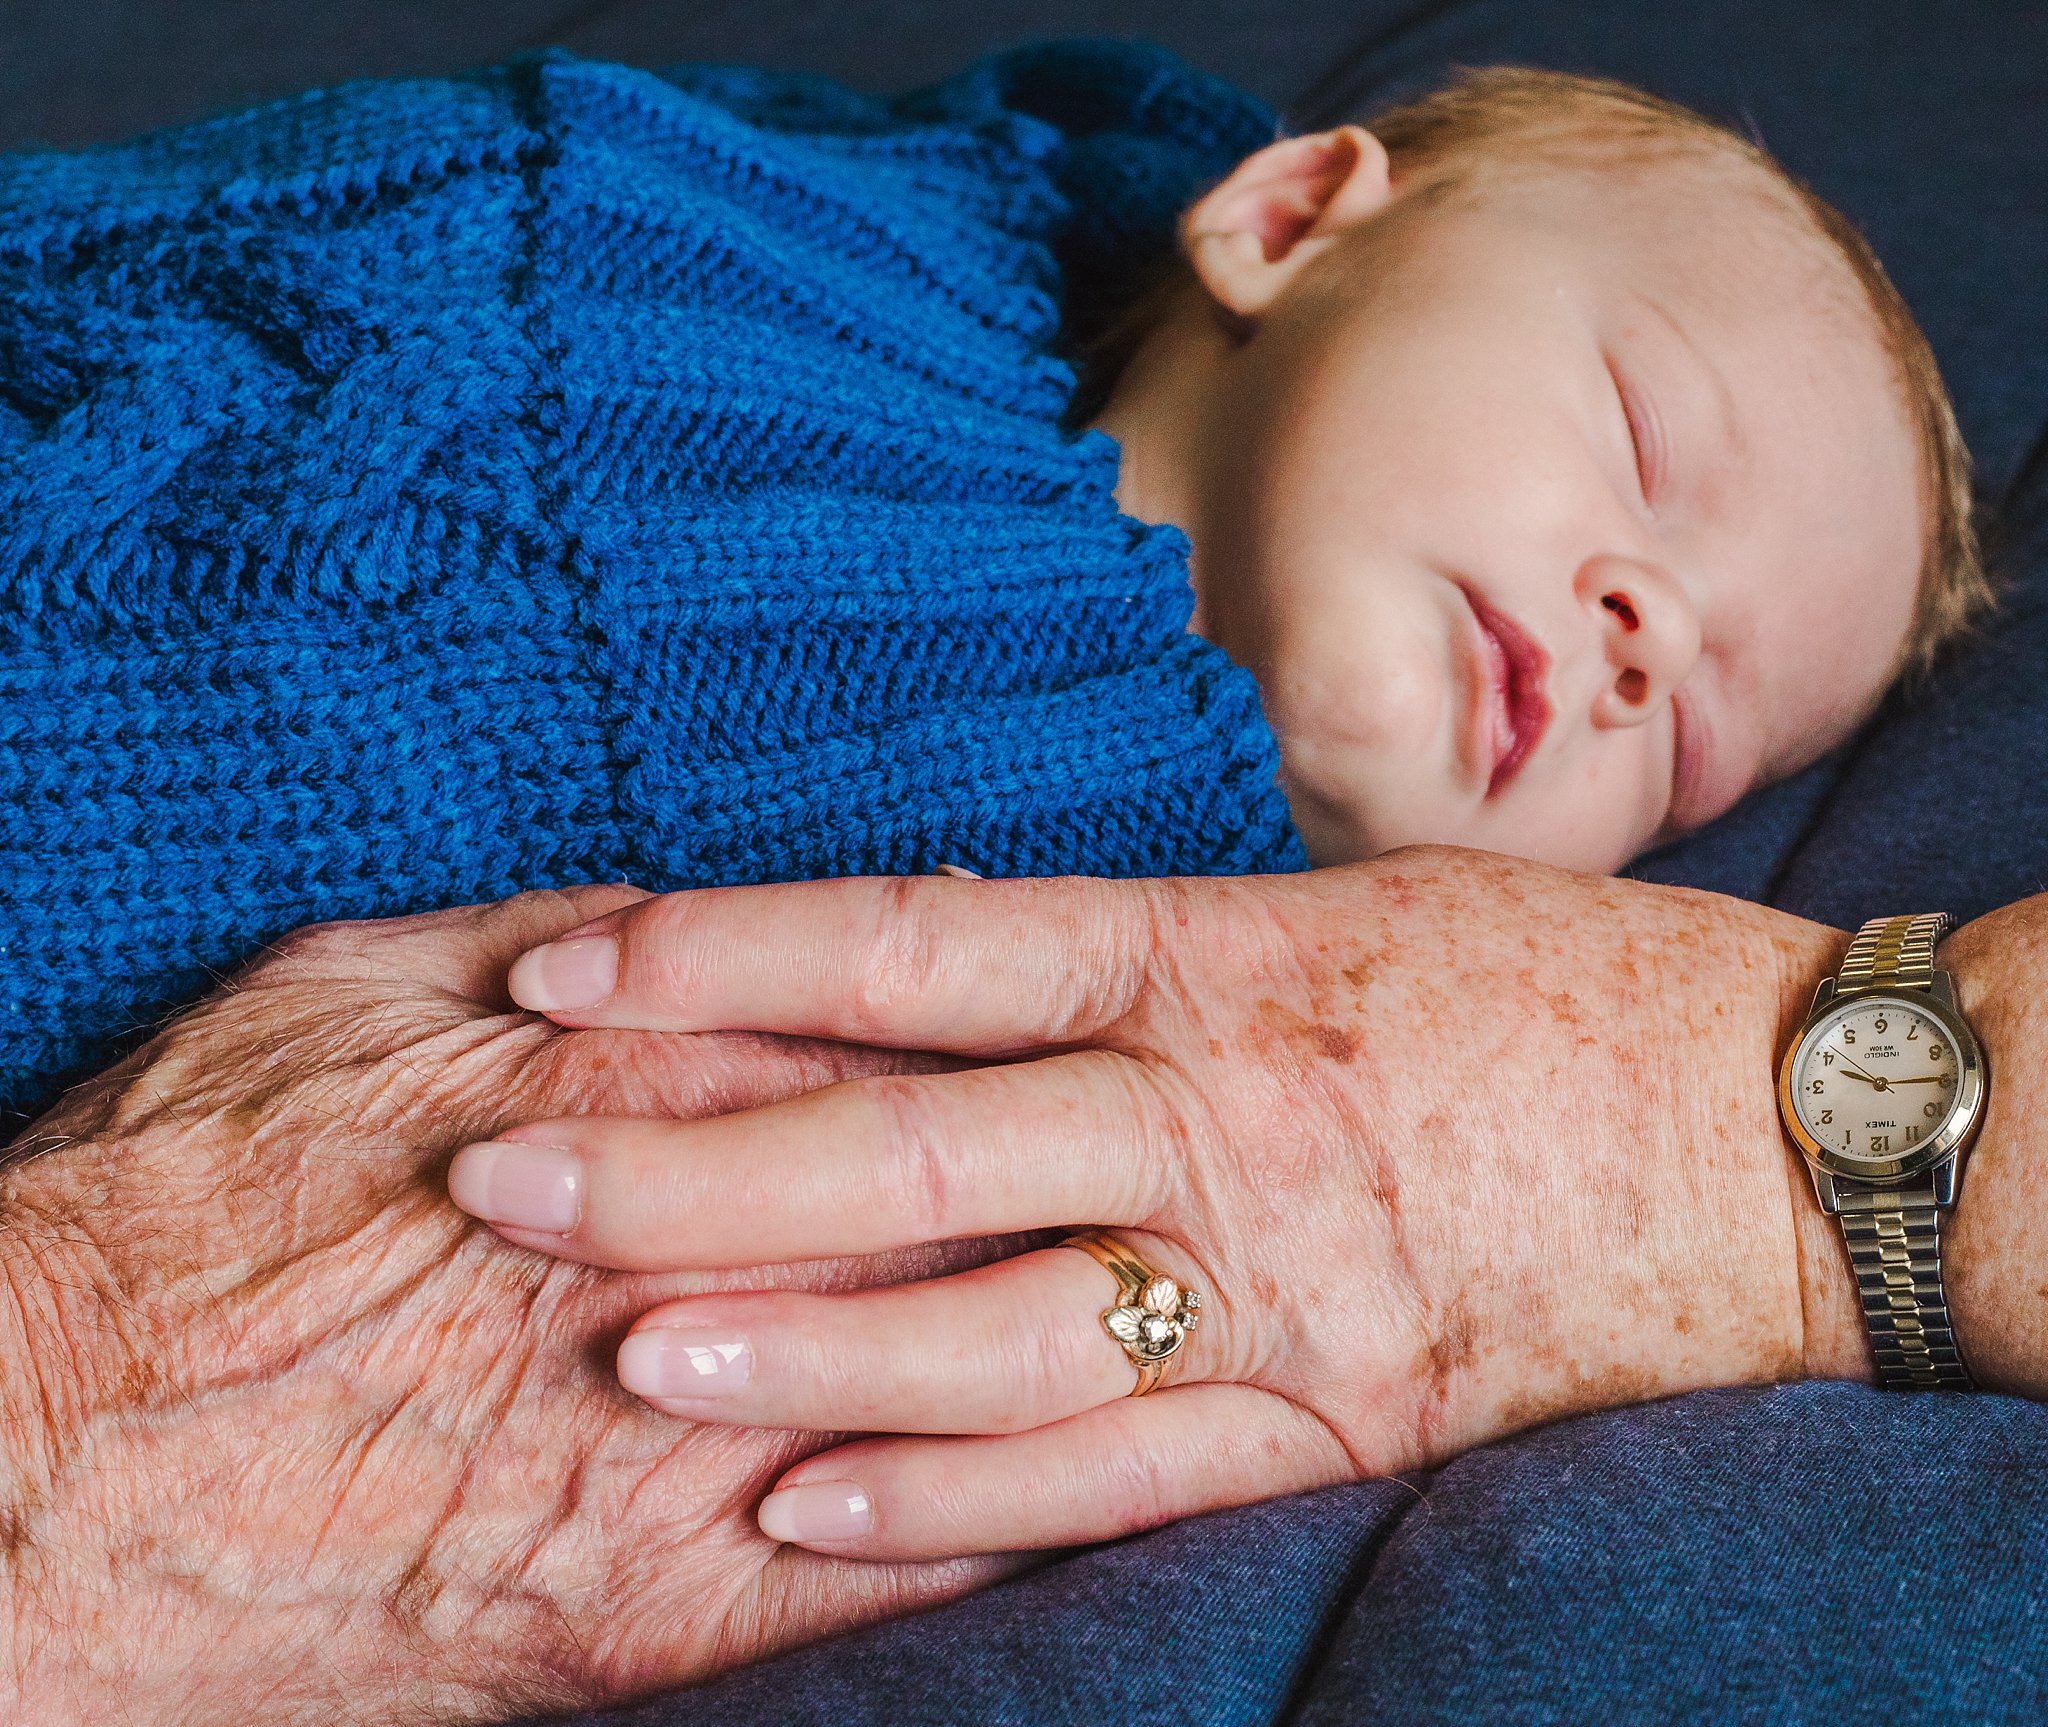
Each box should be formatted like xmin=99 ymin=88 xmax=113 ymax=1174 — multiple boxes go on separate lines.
xmin=0 ymin=888 xmax=1014 ymax=1725
xmin=457 ymin=849 xmax=1861 ymax=1561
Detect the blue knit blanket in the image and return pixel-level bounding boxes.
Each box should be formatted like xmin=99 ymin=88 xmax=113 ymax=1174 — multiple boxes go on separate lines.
xmin=0 ymin=42 xmax=1303 ymax=1127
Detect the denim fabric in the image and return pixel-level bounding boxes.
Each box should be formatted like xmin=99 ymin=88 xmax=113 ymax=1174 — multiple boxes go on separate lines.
xmin=612 ymin=1390 xmax=2048 ymax=1727
xmin=1293 ymin=1386 xmax=2048 ymax=1726
xmin=549 ymin=2 xmax=2048 ymax=1722
xmin=587 ymin=1482 xmax=1411 ymax=1727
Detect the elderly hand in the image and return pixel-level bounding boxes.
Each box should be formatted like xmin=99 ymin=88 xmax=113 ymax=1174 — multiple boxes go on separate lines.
xmin=462 ymin=848 xmax=1868 ymax=1563
xmin=0 ymin=888 xmax=1016 ymax=1725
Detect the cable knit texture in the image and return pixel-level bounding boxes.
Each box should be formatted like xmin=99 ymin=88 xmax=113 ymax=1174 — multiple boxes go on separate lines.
xmin=0 ymin=40 xmax=1301 ymax=1128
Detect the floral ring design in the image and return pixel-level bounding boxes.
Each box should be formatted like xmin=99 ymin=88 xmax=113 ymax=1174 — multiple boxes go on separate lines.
xmin=1060 ymin=1229 xmax=1204 ymax=1397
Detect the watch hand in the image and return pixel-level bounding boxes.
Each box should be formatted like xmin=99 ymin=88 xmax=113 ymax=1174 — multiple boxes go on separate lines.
xmin=1832 ymin=1056 xmax=1883 ymax=1086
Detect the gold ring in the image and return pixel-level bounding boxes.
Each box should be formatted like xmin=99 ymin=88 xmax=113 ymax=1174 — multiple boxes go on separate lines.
xmin=1061 ymin=1230 xmax=1202 ymax=1397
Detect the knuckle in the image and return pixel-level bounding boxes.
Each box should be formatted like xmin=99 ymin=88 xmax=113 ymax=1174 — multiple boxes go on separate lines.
xmin=845 ymin=877 xmax=940 ymax=1040
xmin=1094 ymin=1433 xmax=1178 ymax=1535
xmin=1051 ymin=882 xmax=1154 ymax=1035
xmin=1100 ymin=1052 xmax=1198 ymax=1211
xmin=862 ymin=1076 xmax=955 ymax=1238
xmin=248 ymin=915 xmax=376 ymax=980
xmin=1146 ymin=876 xmax=1286 ymax=999
xmin=456 ymin=883 xmax=651 ymax=959
xmin=620 ymin=891 xmax=726 ymax=1012
xmin=1128 ymin=878 xmax=1238 ymax=1026
xmin=805 ymin=1306 xmax=908 ymax=1423
xmin=580 ymin=1140 xmax=678 ymax=1263
xmin=548 ymin=881 xmax=651 ymax=921
xmin=1012 ymin=1292 xmax=1109 ymax=1427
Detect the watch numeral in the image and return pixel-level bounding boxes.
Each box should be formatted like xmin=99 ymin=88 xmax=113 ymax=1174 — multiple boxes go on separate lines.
xmin=1842 ymin=1028 xmax=1856 ymax=1045
xmin=1907 ymin=1022 xmax=1920 ymax=1040
xmin=1932 ymin=1045 xmax=1947 ymax=1064
xmin=1809 ymin=1080 xmax=1826 ymax=1094
xmin=1874 ymin=1015 xmax=1889 ymax=1033
xmin=1907 ymin=1126 xmax=1922 ymax=1145
xmin=1818 ymin=1109 xmax=1834 ymax=1125
xmin=1822 ymin=1050 xmax=1836 ymax=1066
xmin=1870 ymin=1133 xmax=1891 ymax=1154
xmin=1924 ymin=1101 xmax=1941 ymax=1118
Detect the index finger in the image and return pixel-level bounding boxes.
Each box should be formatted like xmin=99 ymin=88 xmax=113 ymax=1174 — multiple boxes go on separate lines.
xmin=506 ymin=874 xmax=1159 ymax=1052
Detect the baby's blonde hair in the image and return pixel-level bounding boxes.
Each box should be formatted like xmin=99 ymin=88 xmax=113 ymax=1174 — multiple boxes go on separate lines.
xmin=1082 ymin=67 xmax=1992 ymax=685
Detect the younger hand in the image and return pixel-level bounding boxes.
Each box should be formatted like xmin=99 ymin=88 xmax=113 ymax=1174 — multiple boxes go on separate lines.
xmin=460 ymin=849 xmax=1855 ymax=1562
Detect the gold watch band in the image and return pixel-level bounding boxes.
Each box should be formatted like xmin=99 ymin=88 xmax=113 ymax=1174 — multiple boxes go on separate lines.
xmin=1835 ymin=910 xmax=1949 ymax=996
xmin=1835 ymin=1181 xmax=1973 ymax=1389
xmin=1831 ymin=912 xmax=1974 ymax=1392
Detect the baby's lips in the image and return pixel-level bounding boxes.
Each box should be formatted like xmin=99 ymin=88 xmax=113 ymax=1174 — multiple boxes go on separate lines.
xmin=1465 ymin=589 xmax=1551 ymax=795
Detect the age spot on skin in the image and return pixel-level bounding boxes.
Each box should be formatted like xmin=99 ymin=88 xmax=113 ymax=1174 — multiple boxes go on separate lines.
xmin=1252 ymin=997 xmax=1368 ymax=1069
xmin=1310 ymin=1024 xmax=1362 ymax=1063
xmin=1424 ymin=1293 xmax=1482 ymax=1393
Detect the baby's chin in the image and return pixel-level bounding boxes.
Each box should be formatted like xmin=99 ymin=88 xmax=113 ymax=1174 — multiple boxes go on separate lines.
xmin=1282 ymin=780 xmax=1647 ymax=878
xmin=1279 ymin=777 xmax=1434 ymax=871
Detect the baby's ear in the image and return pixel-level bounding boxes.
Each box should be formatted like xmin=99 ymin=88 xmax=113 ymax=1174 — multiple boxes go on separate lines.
xmin=1181 ymin=126 xmax=1393 ymax=319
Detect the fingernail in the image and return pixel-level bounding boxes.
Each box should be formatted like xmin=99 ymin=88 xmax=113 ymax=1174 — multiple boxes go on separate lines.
xmin=509 ymin=936 xmax=618 ymax=1013
xmin=618 ymin=1328 xmax=752 ymax=1400
xmin=758 ymin=1481 xmax=873 ymax=1545
xmin=448 ymin=1141 xmax=582 ymax=1234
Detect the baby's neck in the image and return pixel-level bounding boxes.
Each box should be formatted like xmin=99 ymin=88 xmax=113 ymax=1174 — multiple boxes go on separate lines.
xmin=1087 ymin=294 xmax=1229 ymax=592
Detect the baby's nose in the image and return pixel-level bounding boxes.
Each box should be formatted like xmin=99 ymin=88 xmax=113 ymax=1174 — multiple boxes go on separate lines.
xmin=1576 ymin=555 xmax=1702 ymax=727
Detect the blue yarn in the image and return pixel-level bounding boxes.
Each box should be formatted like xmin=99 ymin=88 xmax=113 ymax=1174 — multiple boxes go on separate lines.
xmin=0 ymin=41 xmax=1303 ymax=1128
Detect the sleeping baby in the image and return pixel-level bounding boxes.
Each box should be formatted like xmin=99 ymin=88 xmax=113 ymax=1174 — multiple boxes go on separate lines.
xmin=1085 ymin=64 xmax=1987 ymax=872
xmin=0 ymin=41 xmax=1988 ymax=1124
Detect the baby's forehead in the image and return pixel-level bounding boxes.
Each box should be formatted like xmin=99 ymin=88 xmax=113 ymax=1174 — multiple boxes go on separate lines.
xmin=1503 ymin=140 xmax=1826 ymax=257
xmin=1479 ymin=143 xmax=1881 ymax=355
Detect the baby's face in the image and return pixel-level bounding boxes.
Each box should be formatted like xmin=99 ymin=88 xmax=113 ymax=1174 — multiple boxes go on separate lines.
xmin=1102 ymin=139 xmax=1923 ymax=872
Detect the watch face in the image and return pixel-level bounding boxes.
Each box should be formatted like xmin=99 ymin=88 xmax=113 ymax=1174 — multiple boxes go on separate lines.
xmin=1789 ymin=994 xmax=1970 ymax=1170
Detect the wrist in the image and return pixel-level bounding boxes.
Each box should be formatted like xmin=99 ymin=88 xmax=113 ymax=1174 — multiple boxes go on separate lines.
xmin=1427 ymin=880 xmax=1863 ymax=1453
xmin=1765 ymin=923 xmax=1886 ymax=1387
xmin=1723 ymin=904 xmax=1883 ymax=1391
xmin=1772 ymin=908 xmax=2030 ymax=1391
xmin=1925 ymin=898 xmax=2048 ymax=1396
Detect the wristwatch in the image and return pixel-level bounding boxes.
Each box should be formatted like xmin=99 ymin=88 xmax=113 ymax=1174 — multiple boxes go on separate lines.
xmin=1776 ymin=913 xmax=1986 ymax=1390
